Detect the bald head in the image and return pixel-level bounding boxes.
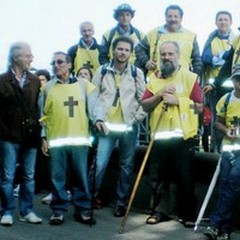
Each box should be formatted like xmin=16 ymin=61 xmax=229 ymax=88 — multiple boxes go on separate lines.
xmin=79 ymin=21 xmax=95 ymax=45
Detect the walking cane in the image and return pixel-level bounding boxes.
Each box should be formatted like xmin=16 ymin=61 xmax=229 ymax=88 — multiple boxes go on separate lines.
xmin=194 ymin=156 xmax=221 ymax=232
xmin=119 ymin=103 xmax=168 ymax=234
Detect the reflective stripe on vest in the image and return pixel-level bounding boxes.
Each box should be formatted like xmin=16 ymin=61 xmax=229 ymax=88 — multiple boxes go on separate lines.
xmin=154 ymin=129 xmax=183 ymax=140
xmin=222 ymin=144 xmax=240 ymax=152
xmin=105 ymin=122 xmax=133 ymax=132
xmin=49 ymin=137 xmax=91 ymax=148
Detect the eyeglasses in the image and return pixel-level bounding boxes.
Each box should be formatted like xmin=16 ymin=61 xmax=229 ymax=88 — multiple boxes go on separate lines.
xmin=50 ymin=59 xmax=66 ymax=66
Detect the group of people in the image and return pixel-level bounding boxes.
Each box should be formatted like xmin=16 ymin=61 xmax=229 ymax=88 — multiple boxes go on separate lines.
xmin=0 ymin=3 xmax=240 ymax=240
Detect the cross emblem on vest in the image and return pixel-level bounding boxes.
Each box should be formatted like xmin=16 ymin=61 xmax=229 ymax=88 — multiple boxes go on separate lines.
xmin=63 ymin=96 xmax=78 ymax=117
xmin=190 ymin=103 xmax=198 ymax=114
xmin=83 ymin=61 xmax=94 ymax=69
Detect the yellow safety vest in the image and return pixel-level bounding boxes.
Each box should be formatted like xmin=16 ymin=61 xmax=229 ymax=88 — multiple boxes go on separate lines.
xmin=147 ymin=28 xmax=195 ymax=75
xmin=206 ymin=37 xmax=233 ymax=79
xmin=42 ymin=81 xmax=94 ymax=147
xmin=73 ymin=47 xmax=100 ymax=75
xmin=147 ymin=69 xmax=198 ymax=140
xmin=216 ymin=92 xmax=240 ymax=151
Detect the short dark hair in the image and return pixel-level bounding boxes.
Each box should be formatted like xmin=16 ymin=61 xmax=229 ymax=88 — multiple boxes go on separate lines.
xmin=35 ymin=69 xmax=51 ymax=81
xmin=76 ymin=66 xmax=93 ymax=79
xmin=165 ymin=5 xmax=184 ymax=18
xmin=215 ymin=11 xmax=232 ymax=22
xmin=53 ymin=51 xmax=72 ymax=63
xmin=112 ymin=36 xmax=134 ymax=53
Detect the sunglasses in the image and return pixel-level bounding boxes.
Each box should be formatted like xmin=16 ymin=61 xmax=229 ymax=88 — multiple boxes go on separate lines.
xmin=50 ymin=59 xmax=66 ymax=66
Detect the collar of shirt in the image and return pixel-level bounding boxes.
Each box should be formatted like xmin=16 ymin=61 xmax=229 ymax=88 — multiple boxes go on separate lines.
xmin=217 ymin=30 xmax=231 ymax=40
xmin=10 ymin=68 xmax=27 ymax=88
xmin=107 ymin=61 xmax=128 ymax=75
xmin=117 ymin=24 xmax=132 ymax=36
xmin=80 ymin=38 xmax=95 ymax=49
xmin=54 ymin=75 xmax=77 ymax=84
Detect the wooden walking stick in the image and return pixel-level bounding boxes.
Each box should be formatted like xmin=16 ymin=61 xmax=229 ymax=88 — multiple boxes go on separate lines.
xmin=119 ymin=103 xmax=168 ymax=234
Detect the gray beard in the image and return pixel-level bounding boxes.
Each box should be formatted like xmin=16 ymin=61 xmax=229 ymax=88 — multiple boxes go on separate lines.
xmin=161 ymin=61 xmax=176 ymax=78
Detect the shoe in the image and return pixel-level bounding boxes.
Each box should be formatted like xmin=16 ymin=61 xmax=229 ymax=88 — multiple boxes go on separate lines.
xmin=41 ymin=193 xmax=52 ymax=204
xmin=182 ymin=220 xmax=195 ymax=228
xmin=19 ymin=212 xmax=42 ymax=224
xmin=217 ymin=233 xmax=230 ymax=240
xmin=146 ymin=213 xmax=171 ymax=224
xmin=74 ymin=213 xmax=96 ymax=225
xmin=49 ymin=214 xmax=64 ymax=225
xmin=0 ymin=215 xmax=13 ymax=226
xmin=204 ymin=226 xmax=219 ymax=240
xmin=113 ymin=205 xmax=126 ymax=217
xmin=42 ymin=191 xmax=71 ymax=204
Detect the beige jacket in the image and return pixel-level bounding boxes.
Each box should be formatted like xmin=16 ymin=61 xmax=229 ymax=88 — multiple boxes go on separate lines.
xmin=91 ymin=62 xmax=146 ymax=126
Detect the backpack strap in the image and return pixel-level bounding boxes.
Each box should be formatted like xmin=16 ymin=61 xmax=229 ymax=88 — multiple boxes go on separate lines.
xmin=220 ymin=92 xmax=231 ymax=114
xmin=130 ymin=64 xmax=140 ymax=102
xmin=107 ymin=27 xmax=117 ymax=48
xmin=130 ymin=65 xmax=137 ymax=83
xmin=132 ymin=27 xmax=142 ymax=41
xmin=99 ymin=63 xmax=111 ymax=93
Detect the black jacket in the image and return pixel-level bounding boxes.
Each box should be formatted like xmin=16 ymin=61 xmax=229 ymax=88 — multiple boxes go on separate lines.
xmin=0 ymin=70 xmax=40 ymax=147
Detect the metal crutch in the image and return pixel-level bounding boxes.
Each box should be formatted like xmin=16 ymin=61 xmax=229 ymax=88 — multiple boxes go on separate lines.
xmin=119 ymin=103 xmax=167 ymax=234
xmin=194 ymin=156 xmax=221 ymax=232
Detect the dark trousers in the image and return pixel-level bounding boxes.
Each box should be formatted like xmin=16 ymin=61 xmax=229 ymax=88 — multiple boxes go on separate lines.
xmin=148 ymin=138 xmax=197 ymax=221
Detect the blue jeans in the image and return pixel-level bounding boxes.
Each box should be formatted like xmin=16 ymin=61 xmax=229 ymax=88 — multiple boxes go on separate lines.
xmin=0 ymin=141 xmax=37 ymax=216
xmin=210 ymin=151 xmax=240 ymax=233
xmin=49 ymin=146 xmax=91 ymax=215
xmin=90 ymin=124 xmax=138 ymax=206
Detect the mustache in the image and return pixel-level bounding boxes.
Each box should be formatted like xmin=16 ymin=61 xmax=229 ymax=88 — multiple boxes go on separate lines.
xmin=161 ymin=60 xmax=175 ymax=78
xmin=163 ymin=60 xmax=172 ymax=64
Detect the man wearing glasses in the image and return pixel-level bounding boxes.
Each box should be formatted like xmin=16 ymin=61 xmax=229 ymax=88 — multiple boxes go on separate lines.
xmin=39 ymin=51 xmax=96 ymax=225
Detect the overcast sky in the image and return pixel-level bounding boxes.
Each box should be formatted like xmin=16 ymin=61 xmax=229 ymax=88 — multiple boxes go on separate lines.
xmin=0 ymin=0 xmax=239 ymax=72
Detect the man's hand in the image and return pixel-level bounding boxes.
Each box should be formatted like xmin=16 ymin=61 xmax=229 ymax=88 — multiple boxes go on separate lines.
xmin=226 ymin=127 xmax=240 ymax=140
xmin=145 ymin=60 xmax=157 ymax=71
xmin=41 ymin=138 xmax=49 ymax=157
xmin=163 ymin=85 xmax=176 ymax=94
xmin=95 ymin=121 xmax=109 ymax=135
xmin=203 ymin=85 xmax=213 ymax=94
xmin=156 ymin=85 xmax=176 ymax=98
xmin=162 ymin=93 xmax=179 ymax=106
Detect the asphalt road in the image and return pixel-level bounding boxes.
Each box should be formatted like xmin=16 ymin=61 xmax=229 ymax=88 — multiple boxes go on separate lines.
xmin=0 ymin=193 xmax=240 ymax=240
